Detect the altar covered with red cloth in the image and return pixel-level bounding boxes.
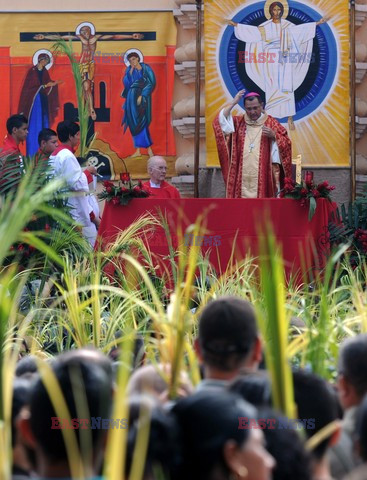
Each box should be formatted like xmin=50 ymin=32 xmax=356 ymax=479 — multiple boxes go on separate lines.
xmin=97 ymin=198 xmax=337 ymax=280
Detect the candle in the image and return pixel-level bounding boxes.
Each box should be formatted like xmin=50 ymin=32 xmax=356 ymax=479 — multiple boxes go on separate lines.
xmin=304 ymin=171 xmax=314 ymax=183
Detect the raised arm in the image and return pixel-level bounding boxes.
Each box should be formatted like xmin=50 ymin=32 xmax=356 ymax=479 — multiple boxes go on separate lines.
xmin=222 ymin=89 xmax=246 ymax=118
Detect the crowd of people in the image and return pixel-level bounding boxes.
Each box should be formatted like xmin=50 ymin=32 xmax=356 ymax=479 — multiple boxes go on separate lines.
xmin=9 ymin=296 xmax=367 ymax=480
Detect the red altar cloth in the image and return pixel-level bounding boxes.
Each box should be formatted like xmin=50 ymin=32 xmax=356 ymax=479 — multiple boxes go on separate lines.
xmin=97 ymin=198 xmax=336 ymax=280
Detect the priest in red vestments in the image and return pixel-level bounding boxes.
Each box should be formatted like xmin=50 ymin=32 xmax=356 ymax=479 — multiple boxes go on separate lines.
xmin=142 ymin=156 xmax=180 ymax=199
xmin=213 ymin=91 xmax=292 ymax=198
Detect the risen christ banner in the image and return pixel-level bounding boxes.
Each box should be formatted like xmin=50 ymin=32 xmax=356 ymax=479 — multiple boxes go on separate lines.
xmin=205 ymin=0 xmax=350 ymax=167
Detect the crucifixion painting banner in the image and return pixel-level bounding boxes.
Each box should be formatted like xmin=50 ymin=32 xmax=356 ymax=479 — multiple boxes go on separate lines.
xmin=0 ymin=11 xmax=177 ymax=179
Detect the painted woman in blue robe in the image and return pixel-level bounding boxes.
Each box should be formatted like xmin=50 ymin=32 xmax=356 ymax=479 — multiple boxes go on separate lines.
xmin=18 ymin=52 xmax=60 ymax=156
xmin=122 ymin=51 xmax=156 ymax=158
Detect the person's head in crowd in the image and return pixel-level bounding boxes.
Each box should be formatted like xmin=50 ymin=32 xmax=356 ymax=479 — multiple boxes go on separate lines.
xmin=338 ymin=334 xmax=367 ymax=410
xmin=127 ymin=364 xmax=193 ymax=403
xmin=259 ymin=409 xmax=312 ymax=480
xmin=172 ymin=391 xmax=275 ymax=480
xmin=147 ymin=156 xmax=167 ymax=186
xmin=56 ymin=121 xmax=80 ymax=150
xmin=57 ymin=347 xmax=114 ymax=388
xmin=108 ymin=332 xmax=145 ymax=368
xmin=6 ymin=114 xmax=28 ymax=145
xmin=12 ymin=377 xmax=34 ymax=477
xmin=15 ymin=355 xmax=38 ymax=378
xmin=38 ymin=128 xmax=58 ymax=156
xmin=19 ymin=349 xmax=113 ymax=478
xmin=229 ymin=371 xmax=272 ymax=408
xmin=293 ymin=369 xmax=340 ymax=476
xmin=126 ymin=395 xmax=181 ymax=480
xmin=355 ymin=394 xmax=367 ymax=462
xmin=195 ymin=297 xmax=262 ymax=381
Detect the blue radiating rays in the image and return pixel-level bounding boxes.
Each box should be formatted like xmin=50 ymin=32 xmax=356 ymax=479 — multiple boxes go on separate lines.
xmin=219 ymin=1 xmax=337 ymax=122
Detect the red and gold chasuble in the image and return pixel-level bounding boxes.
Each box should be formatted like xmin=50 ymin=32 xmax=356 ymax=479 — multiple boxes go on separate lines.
xmin=213 ymin=113 xmax=292 ymax=198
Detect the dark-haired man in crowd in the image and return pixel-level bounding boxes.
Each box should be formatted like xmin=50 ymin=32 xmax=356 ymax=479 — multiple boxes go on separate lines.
xmin=19 ymin=348 xmax=113 ymax=479
xmin=2 ymin=114 xmax=28 ymax=156
xmin=49 ymin=120 xmax=97 ymax=245
xmin=329 ymin=334 xmax=367 ymax=478
xmin=0 ymin=114 xmax=28 ymax=192
xmin=195 ymin=296 xmax=262 ymax=390
xmin=34 ymin=128 xmax=59 ymax=166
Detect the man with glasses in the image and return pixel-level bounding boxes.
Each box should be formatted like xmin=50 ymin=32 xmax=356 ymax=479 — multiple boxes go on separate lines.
xmin=213 ymin=91 xmax=292 ymax=198
xmin=142 ymin=156 xmax=180 ymax=198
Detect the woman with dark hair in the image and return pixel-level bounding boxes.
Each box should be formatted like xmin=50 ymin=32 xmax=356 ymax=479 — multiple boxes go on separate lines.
xmin=172 ymin=391 xmax=275 ymax=480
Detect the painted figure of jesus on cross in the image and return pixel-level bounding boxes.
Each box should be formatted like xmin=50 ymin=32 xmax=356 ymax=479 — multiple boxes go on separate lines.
xmin=33 ymin=22 xmax=144 ymax=121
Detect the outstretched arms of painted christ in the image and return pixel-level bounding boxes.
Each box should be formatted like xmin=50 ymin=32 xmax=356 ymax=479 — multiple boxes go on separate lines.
xmin=33 ymin=33 xmax=144 ymax=41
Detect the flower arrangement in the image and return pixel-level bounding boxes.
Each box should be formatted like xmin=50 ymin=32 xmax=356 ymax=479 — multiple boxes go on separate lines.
xmin=98 ymin=172 xmax=150 ymax=206
xmin=354 ymin=228 xmax=367 ymax=254
xmin=279 ymin=176 xmax=335 ymax=220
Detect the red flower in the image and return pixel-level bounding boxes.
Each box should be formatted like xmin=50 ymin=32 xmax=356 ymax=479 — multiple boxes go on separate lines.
xmin=103 ymin=181 xmax=114 ymax=188
xmin=120 ymin=172 xmax=131 ymax=183
xmin=17 ymin=244 xmax=24 ymax=252
xmin=106 ymin=186 xmax=112 ymax=193
xmin=317 ymin=181 xmax=329 ymax=190
xmin=133 ymin=185 xmax=142 ymax=194
xmin=121 ymin=186 xmax=128 ymax=193
xmin=312 ymin=189 xmax=321 ymax=198
xmin=112 ymin=197 xmax=120 ymax=206
xmin=45 ymin=224 xmax=51 ymax=232
xmin=300 ymin=188 xmax=308 ymax=196
xmin=284 ymin=184 xmax=295 ymax=194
